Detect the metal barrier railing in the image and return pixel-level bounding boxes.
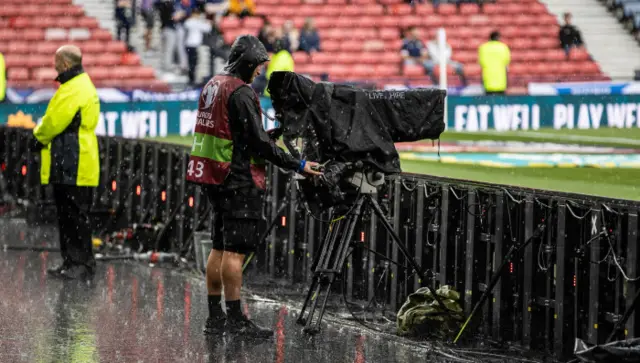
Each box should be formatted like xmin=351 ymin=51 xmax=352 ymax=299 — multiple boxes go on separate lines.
xmin=2 ymin=126 xmax=639 ymax=359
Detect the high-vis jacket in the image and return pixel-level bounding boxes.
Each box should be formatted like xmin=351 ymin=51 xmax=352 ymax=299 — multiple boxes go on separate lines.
xmin=33 ymin=66 xmax=100 ymax=186
xmin=478 ymin=40 xmax=511 ymax=93
xmin=264 ymin=50 xmax=294 ymax=98
xmin=0 ymin=53 xmax=5 ymax=102
xmin=187 ymin=74 xmax=268 ymax=189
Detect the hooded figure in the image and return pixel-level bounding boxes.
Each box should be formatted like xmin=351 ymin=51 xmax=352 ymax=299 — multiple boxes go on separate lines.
xmin=186 ymin=35 xmax=320 ymax=337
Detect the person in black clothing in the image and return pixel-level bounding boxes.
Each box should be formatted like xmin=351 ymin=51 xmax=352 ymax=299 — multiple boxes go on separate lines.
xmin=257 ymin=18 xmax=275 ymax=53
xmin=115 ymin=0 xmax=135 ymax=49
xmin=156 ymin=0 xmax=178 ymax=71
xmin=203 ymin=13 xmax=230 ymax=79
xmin=559 ymin=12 xmax=584 ymax=58
xmin=191 ymin=35 xmax=322 ymax=337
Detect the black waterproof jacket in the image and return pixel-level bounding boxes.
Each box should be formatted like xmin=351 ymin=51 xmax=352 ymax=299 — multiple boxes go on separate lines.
xmin=216 ymin=35 xmax=300 ymax=197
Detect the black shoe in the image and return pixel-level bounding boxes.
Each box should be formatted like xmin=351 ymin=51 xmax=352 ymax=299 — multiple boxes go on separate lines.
xmin=59 ymin=265 xmax=94 ymax=281
xmin=47 ymin=264 xmax=67 ymax=277
xmin=224 ymin=315 xmax=273 ymax=339
xmin=204 ymin=316 xmax=226 ymax=335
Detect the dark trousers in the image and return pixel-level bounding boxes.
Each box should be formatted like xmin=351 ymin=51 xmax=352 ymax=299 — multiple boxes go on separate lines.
xmin=116 ymin=22 xmax=131 ymax=47
xmin=52 ymin=184 xmax=96 ymax=269
xmin=208 ymin=46 xmax=230 ymax=78
xmin=186 ymin=46 xmax=198 ymax=85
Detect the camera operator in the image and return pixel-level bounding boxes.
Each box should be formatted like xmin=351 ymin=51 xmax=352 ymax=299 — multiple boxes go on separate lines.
xmin=187 ymin=35 xmax=321 ymax=338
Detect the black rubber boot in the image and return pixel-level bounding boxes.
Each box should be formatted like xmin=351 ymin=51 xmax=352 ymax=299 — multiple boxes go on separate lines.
xmin=224 ymin=315 xmax=273 ymax=339
xmin=204 ymin=316 xmax=226 ymax=335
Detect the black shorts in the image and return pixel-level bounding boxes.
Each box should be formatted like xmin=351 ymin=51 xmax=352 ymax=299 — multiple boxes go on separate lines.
xmin=206 ymin=185 xmax=265 ymax=255
xmin=141 ymin=10 xmax=155 ymax=29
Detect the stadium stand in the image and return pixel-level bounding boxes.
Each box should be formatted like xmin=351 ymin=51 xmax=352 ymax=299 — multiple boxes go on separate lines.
xmin=0 ymin=0 xmax=170 ymax=91
xmin=212 ymin=0 xmax=608 ymax=87
xmin=607 ymin=0 xmax=640 ymax=40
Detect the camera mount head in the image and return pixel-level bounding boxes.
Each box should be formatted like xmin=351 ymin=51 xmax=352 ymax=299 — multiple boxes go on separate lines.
xmin=345 ymin=163 xmax=385 ymax=195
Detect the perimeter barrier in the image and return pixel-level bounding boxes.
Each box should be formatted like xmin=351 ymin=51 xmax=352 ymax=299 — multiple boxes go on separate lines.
xmin=1 ymin=125 xmax=639 ymax=360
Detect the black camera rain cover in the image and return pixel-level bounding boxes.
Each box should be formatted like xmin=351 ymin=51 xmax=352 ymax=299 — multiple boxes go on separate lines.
xmin=268 ymin=71 xmax=446 ymax=174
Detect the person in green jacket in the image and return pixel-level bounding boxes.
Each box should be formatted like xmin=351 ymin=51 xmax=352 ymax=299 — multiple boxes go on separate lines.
xmin=0 ymin=52 xmax=5 ymax=103
xmin=478 ymin=31 xmax=511 ymax=95
xmin=32 ymin=45 xmax=100 ymax=280
xmin=263 ymin=38 xmax=294 ymax=98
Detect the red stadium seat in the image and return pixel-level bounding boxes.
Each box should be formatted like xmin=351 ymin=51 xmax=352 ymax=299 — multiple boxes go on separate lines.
xmin=321 ymin=40 xmax=341 ymax=52
xmin=387 ymin=4 xmax=412 ymax=16
xmin=376 ymin=64 xmax=398 ymax=77
xmin=415 ymin=4 xmax=435 ymax=15
xmin=336 ymin=53 xmax=360 ymax=64
xmin=121 ymin=52 xmax=141 ymax=66
xmin=32 ymin=68 xmax=58 ymax=81
xmin=106 ymin=41 xmax=128 ymax=53
xmin=403 ymin=63 xmax=424 ymax=77
xmin=569 ymin=48 xmax=591 ymax=61
xmin=292 ymin=52 xmax=310 ymax=64
xmin=35 ymin=42 xmax=60 ymax=55
xmin=535 ymin=37 xmax=559 ymax=49
xmin=8 ymin=68 xmax=29 ymax=81
xmin=351 ymin=65 xmax=375 ymax=77
xmin=310 ymin=52 xmax=334 ymax=64
xmin=96 ymin=53 xmax=122 ymax=67
xmin=25 ymin=55 xmax=51 ymax=68
xmin=220 ymin=16 xmax=241 ymax=31
xmin=583 ymin=62 xmax=601 ymax=75
xmin=8 ymin=41 xmax=30 ymax=54
xmin=243 ymin=17 xmax=264 ymax=29
xmin=78 ymin=17 xmax=99 ymax=29
xmin=379 ymin=28 xmax=400 ymax=40
xmin=459 ymin=3 xmax=480 ymax=15
xmin=380 ymin=52 xmax=402 ymax=64
xmin=328 ymin=64 xmax=350 ymax=77
xmin=464 ymin=64 xmax=481 ymax=77
xmin=56 ymin=17 xmax=76 ymax=29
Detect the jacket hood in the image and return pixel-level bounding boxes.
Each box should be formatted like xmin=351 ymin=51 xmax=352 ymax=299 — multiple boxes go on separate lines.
xmin=223 ymin=35 xmax=270 ymax=83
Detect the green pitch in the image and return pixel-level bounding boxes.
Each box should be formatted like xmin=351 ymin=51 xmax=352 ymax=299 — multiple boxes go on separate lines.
xmin=153 ymin=128 xmax=640 ymax=201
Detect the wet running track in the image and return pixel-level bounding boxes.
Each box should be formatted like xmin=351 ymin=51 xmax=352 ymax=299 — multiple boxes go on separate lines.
xmin=0 ymin=220 xmax=549 ymax=363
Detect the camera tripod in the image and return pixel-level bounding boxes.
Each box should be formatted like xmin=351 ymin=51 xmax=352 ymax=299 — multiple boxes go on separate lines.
xmin=296 ymin=170 xmax=451 ymax=334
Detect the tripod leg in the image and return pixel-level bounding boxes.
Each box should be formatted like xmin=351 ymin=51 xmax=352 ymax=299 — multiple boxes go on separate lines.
xmin=297 ymin=215 xmax=343 ymax=327
xmin=367 ymin=195 xmax=451 ymax=314
xmin=299 ymin=197 xmax=366 ymax=334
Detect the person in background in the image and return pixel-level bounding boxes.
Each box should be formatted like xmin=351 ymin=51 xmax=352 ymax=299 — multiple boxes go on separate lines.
xmin=140 ymin=0 xmax=156 ymax=52
xmin=115 ymin=0 xmax=135 ymax=49
xmin=32 ymin=45 xmax=100 ymax=281
xmin=400 ymin=27 xmax=430 ymax=76
xmin=204 ymin=13 xmax=230 ymax=78
xmin=478 ymin=31 xmax=510 ymax=95
xmin=257 ymin=18 xmax=275 ymax=52
xmin=185 ymin=6 xmax=212 ymax=85
xmin=426 ymin=36 xmax=467 ymax=86
xmin=282 ymin=20 xmax=299 ymax=53
xmin=262 ymin=38 xmax=294 ymax=97
xmin=204 ymin=0 xmax=229 ymax=16
xmin=559 ymin=12 xmax=584 ymax=58
xmin=187 ymin=35 xmax=321 ymax=338
xmin=173 ymin=0 xmax=193 ymax=74
xmin=0 ymin=52 xmax=5 ymax=103
xmin=226 ymin=0 xmax=255 ymax=18
xmin=298 ymin=18 xmax=320 ymax=53
xmin=156 ymin=0 xmax=178 ymax=71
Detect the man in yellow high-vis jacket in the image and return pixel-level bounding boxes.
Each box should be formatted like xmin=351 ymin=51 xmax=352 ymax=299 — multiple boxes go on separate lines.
xmin=32 ymin=45 xmax=100 ymax=281
xmin=0 ymin=52 xmax=6 ymax=103
xmin=478 ymin=31 xmax=511 ymax=95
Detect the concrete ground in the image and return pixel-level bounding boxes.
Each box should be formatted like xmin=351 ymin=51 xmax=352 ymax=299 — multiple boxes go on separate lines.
xmin=0 ymin=218 xmax=552 ymax=363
